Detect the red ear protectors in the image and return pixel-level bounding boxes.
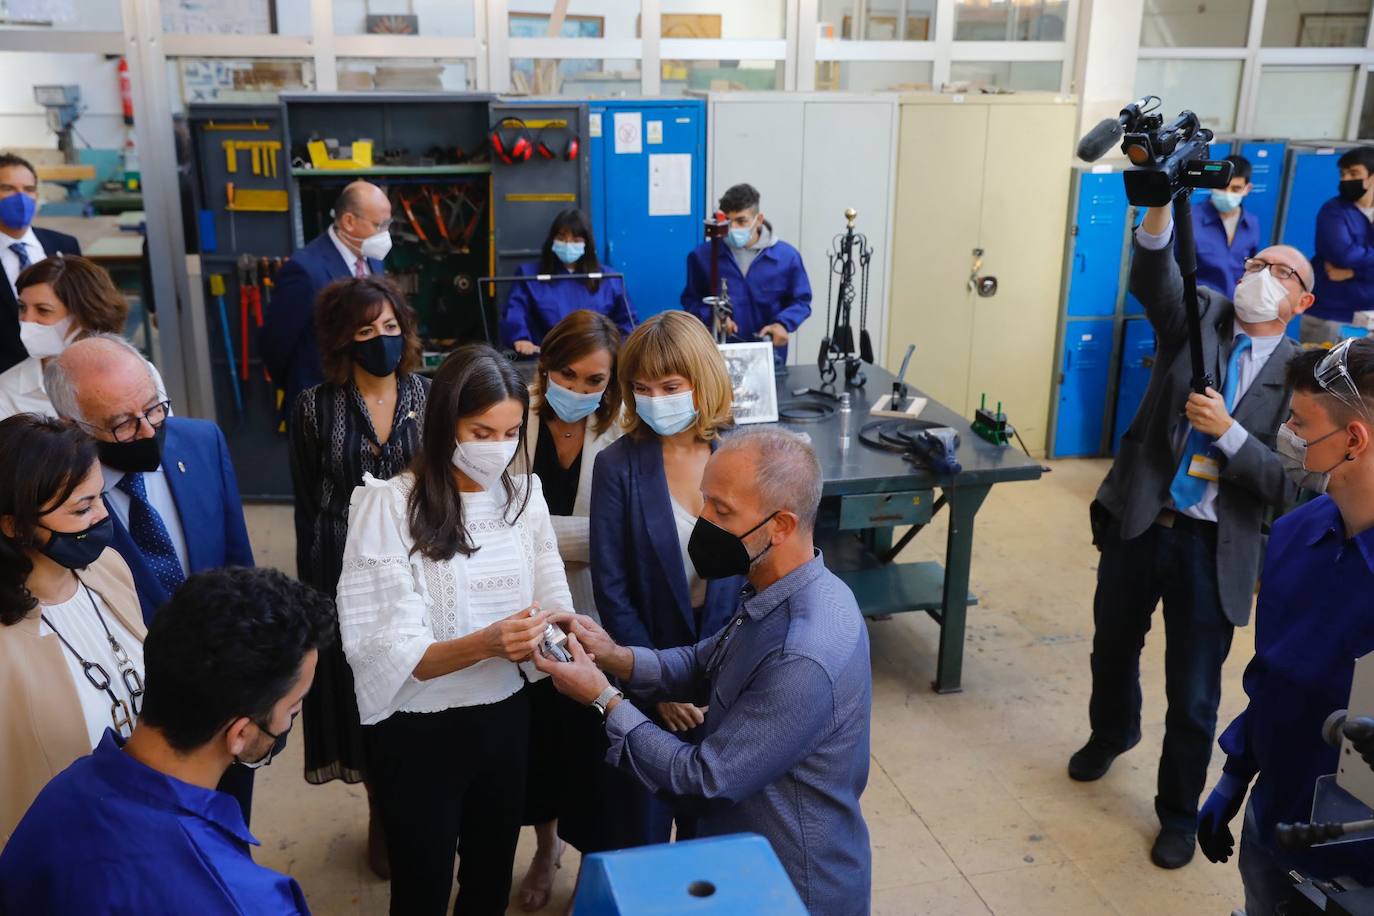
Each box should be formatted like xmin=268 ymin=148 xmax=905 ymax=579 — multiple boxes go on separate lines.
xmin=490 ymin=118 xmax=532 ymax=165
xmin=536 ymin=125 xmax=579 ymax=162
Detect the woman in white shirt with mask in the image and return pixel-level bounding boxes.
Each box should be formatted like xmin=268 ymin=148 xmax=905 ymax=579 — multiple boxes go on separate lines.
xmin=0 ymin=256 xmax=166 ymax=420
xmin=337 ymin=343 xmax=573 ymax=916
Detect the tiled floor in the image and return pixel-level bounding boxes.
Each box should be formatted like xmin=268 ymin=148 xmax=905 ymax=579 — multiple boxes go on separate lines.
xmin=244 ymin=457 xmax=1252 ymax=914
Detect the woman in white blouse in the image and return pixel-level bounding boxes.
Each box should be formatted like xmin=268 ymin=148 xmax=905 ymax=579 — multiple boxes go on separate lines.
xmin=0 ymin=255 xmax=166 ymax=420
xmin=0 ymin=414 xmax=145 ymax=844
xmin=337 ymin=343 xmax=574 ymax=916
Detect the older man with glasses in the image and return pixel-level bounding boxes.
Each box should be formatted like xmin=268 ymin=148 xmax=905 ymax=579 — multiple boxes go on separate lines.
xmin=1067 ymin=203 xmax=1312 ymax=870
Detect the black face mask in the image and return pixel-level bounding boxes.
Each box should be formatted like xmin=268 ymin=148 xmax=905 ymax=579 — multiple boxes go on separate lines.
xmin=687 ymin=511 xmax=778 ymax=580
xmin=40 ymin=515 xmax=114 ymax=570
xmin=1340 ymin=178 xmax=1368 ymax=203
xmin=236 ymin=712 xmax=296 ymax=770
xmin=97 ymin=424 xmax=165 ymax=474
xmin=353 ymin=333 xmax=405 ymax=378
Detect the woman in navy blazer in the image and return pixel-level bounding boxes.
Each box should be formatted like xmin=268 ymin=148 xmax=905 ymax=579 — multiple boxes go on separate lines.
xmin=589 ymin=310 xmax=743 ymax=851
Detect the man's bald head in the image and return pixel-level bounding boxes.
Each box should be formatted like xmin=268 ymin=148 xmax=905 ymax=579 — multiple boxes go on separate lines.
xmin=333 ymin=181 xmax=392 ymax=257
xmin=1255 ymin=244 xmax=1315 ymax=292
xmin=45 ymin=334 xmax=158 ymax=439
xmin=336 ymin=180 xmax=387 ymax=218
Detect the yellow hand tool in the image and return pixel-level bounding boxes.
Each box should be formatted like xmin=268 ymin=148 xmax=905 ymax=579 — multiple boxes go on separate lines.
xmin=223 ymin=140 xmax=237 ymax=174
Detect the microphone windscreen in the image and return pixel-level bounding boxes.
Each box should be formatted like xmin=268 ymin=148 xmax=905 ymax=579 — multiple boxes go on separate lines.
xmin=1076 ymin=118 xmax=1124 ymax=163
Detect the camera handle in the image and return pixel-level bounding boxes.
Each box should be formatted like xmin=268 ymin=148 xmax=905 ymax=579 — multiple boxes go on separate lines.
xmin=1170 ymin=191 xmax=1214 ymax=395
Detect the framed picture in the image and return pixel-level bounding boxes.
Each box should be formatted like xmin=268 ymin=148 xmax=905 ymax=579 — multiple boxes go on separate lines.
xmin=718 ymin=342 xmax=778 ymax=425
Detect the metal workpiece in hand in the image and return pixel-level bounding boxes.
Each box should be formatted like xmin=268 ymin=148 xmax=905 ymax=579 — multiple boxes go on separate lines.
xmin=818 ymin=207 xmax=874 ymax=389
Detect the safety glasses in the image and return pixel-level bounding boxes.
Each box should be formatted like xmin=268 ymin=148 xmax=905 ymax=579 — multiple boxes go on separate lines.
xmin=1315 ymin=338 xmax=1373 ymax=419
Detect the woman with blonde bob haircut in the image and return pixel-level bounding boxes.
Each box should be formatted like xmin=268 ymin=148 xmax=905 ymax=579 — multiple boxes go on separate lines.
xmin=586 ymin=309 xmax=743 ymax=851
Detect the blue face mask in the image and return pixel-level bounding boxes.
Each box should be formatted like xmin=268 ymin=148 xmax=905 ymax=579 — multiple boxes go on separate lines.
xmin=727 ymin=224 xmax=755 ymax=249
xmin=1210 ymin=189 xmax=1243 ymax=214
xmin=544 ymin=376 xmax=605 ymax=423
xmin=552 ymin=240 xmax=585 ymax=266
xmin=0 ymin=192 xmax=37 ymax=232
xmin=635 ymin=390 xmax=697 ymax=437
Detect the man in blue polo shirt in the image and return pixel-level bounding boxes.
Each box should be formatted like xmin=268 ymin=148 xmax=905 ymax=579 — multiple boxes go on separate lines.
xmin=682 ymin=183 xmax=812 ymax=362
xmin=1196 ymin=337 xmax=1374 ymax=915
xmin=1309 ymin=146 xmax=1374 ymax=343
xmin=1194 ymin=154 xmax=1261 ymax=297
xmin=0 ymin=567 xmax=335 ymax=914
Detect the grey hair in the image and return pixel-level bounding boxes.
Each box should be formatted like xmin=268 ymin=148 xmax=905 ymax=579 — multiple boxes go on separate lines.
xmin=718 ymin=426 xmax=824 ymax=532
xmin=44 ymin=332 xmax=155 ymax=425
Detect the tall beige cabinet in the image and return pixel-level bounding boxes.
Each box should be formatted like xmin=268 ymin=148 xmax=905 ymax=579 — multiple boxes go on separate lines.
xmin=887 ymin=93 xmax=1077 ymax=455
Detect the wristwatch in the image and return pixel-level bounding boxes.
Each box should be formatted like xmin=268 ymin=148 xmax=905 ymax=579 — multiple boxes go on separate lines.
xmin=591 ymin=685 xmax=623 ymax=719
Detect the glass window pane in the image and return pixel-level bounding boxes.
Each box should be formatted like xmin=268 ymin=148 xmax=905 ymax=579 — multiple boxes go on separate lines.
xmin=1263 ymin=0 xmax=1371 ymax=47
xmin=816 ymin=61 xmax=933 ymax=91
xmin=0 ymin=0 xmax=120 ymax=31
xmin=1134 ymin=59 xmax=1243 ymax=132
xmin=0 ymin=53 xmax=125 ymax=159
xmin=948 ymin=61 xmax=1061 ymax=92
xmin=661 ymin=1 xmax=787 ymax=39
xmin=169 ymin=58 xmax=315 ymax=110
xmin=660 ymin=61 xmax=783 ymax=94
xmin=1253 ymin=66 xmax=1356 ymax=139
xmin=954 ymin=0 xmax=1068 ymax=40
xmin=333 ymin=0 xmax=475 ymax=37
xmin=816 ymin=0 xmax=936 ymax=40
xmin=337 ymin=59 xmax=474 ymax=92
xmin=508 ymin=2 xmax=638 ymax=38
xmin=510 ymin=59 xmax=639 ymax=96
xmin=160 ymin=0 xmax=310 ymax=35
xmin=1140 ymin=0 xmax=1251 ymax=48
xmin=1359 ymin=70 xmax=1374 ymax=138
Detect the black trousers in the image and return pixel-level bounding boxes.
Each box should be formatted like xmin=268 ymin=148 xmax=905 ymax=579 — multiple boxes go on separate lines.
xmin=1088 ymin=514 xmax=1235 ymax=832
xmin=367 ymin=689 xmax=530 ymax=916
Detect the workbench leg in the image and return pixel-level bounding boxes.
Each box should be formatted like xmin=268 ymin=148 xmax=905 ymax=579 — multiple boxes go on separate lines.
xmin=933 ymin=484 xmax=990 ymax=694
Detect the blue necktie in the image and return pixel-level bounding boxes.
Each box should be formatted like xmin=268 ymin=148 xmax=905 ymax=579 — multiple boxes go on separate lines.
xmin=1169 ymin=334 xmax=1251 ymax=511
xmin=116 ymin=472 xmax=186 ymax=597
xmin=9 ymin=242 xmax=29 ymax=270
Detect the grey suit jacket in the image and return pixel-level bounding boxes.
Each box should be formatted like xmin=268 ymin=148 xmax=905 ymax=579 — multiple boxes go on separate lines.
xmin=1095 ymin=239 xmax=1299 ymax=627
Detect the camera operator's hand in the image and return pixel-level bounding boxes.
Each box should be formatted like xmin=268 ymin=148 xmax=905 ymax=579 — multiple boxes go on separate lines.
xmin=657 ymin=701 xmax=706 ymax=732
xmin=1197 ymin=773 xmax=1248 ymax=863
xmin=533 ymin=632 xmax=610 ymax=705
xmin=482 ymin=604 xmax=550 ymax=663
xmin=1326 ymin=263 xmax=1355 ymax=282
xmin=1185 ymin=387 xmax=1233 ymax=439
xmin=1140 ymin=205 xmax=1173 ymax=239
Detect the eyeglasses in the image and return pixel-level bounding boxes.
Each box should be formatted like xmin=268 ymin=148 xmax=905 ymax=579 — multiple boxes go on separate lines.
xmin=1316 ymin=338 xmax=1372 ymax=419
xmin=1243 ymin=257 xmax=1309 ymax=292
xmin=95 ymin=400 xmax=171 ymax=443
xmin=354 ymin=214 xmax=393 ymax=234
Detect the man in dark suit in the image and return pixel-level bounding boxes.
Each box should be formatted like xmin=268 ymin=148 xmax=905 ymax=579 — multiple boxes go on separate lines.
xmin=262 ymin=180 xmax=390 ymax=416
xmin=1068 ymin=203 xmax=1309 ymax=869
xmin=0 ymin=153 xmax=80 ymax=373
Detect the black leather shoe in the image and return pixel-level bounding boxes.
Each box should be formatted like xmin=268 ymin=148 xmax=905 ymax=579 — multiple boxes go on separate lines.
xmin=1151 ymin=827 xmax=1196 ymax=869
xmin=1067 ymin=735 xmax=1135 ymax=782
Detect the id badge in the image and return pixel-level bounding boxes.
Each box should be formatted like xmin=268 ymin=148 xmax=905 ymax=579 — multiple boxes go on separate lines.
xmin=1187 ymin=453 xmax=1220 ymax=482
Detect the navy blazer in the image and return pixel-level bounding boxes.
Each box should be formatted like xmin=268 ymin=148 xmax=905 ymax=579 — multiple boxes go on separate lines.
xmin=590 ymin=434 xmax=744 ymax=652
xmin=105 ymin=417 xmax=255 ymax=623
xmin=261 ymin=232 xmax=382 ymax=417
xmin=1193 ymin=199 xmax=1259 ymax=298
xmin=0 ymin=227 xmax=80 ymax=373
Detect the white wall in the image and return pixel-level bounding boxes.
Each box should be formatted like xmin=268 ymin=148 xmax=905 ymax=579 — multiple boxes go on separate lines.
xmin=0 ymin=53 xmax=125 ymax=151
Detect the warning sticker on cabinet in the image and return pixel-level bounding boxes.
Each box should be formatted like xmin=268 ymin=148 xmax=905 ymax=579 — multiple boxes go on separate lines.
xmin=649 ymin=153 xmax=692 ymax=216
xmin=614 ymin=111 xmax=642 ymax=154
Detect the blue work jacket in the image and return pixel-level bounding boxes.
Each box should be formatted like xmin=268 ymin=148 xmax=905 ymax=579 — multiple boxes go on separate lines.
xmin=1193 ymin=199 xmax=1260 ymax=297
xmin=500 ymin=260 xmax=635 ymax=347
xmin=1313 ymin=197 xmax=1374 ymax=323
xmin=681 ymin=239 xmax=812 ymax=361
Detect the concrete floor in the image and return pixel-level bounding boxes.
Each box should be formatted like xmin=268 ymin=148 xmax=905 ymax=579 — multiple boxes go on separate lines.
xmin=243 ymin=456 xmax=1252 ymax=915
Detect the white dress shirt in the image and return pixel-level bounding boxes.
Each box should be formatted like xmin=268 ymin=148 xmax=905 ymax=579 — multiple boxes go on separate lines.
xmin=101 ymin=462 xmax=191 ymax=577
xmin=0 ymin=355 xmax=169 ymax=422
xmin=0 ymin=227 xmax=44 ymax=296
xmin=1137 ymin=217 xmax=1285 ymax=522
xmin=38 ymin=584 xmax=145 ymax=749
xmin=327 ymin=225 xmax=369 ymax=277
xmin=336 ymin=471 xmax=573 ymax=725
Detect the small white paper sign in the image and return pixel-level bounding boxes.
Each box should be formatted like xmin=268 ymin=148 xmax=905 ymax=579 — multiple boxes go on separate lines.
xmin=649 ymin=153 xmax=692 ymax=216
xmin=589 ymin=113 xmax=602 ymax=138
xmin=647 ymin=120 xmax=664 ymax=144
xmin=614 ymin=111 xmax=642 ymax=154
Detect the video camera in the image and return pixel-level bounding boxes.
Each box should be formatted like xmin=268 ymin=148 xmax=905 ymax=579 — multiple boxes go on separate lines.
xmin=1076 ymin=96 xmax=1234 ymax=207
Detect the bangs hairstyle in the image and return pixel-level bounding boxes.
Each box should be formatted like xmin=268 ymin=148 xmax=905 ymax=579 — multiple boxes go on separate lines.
xmin=408 ymin=344 xmax=530 ymax=562
xmin=16 ymin=255 xmax=129 ymax=336
xmin=618 ymin=310 xmax=734 ymax=441
xmin=534 ymin=310 xmax=622 ymax=436
xmin=1286 ymin=338 xmax=1374 ymax=423
xmin=538 ymin=208 xmax=603 ymax=292
xmin=315 ymin=276 xmax=423 ymax=385
xmin=0 ymin=414 xmax=99 ymax=626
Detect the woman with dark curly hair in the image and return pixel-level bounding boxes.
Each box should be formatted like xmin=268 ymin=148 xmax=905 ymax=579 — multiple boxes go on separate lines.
xmin=0 ymin=413 xmax=144 ymax=844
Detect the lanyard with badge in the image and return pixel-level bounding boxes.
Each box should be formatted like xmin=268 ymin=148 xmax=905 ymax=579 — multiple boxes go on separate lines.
xmin=41 ymin=581 xmax=144 ymax=737
xmin=696 ymin=605 xmax=750 ymax=707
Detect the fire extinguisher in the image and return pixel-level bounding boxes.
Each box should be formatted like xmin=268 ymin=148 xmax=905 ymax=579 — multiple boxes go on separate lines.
xmin=118 ymin=57 xmax=133 ymax=126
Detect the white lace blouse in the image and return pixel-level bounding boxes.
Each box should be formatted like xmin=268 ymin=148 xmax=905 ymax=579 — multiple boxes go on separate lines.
xmin=337 ymin=471 xmax=573 ymax=725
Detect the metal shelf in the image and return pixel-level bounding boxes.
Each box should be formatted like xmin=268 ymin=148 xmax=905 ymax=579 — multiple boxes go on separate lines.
xmin=290 ymin=164 xmax=492 ymax=177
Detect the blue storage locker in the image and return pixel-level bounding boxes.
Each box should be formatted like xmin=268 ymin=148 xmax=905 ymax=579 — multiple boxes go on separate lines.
xmin=1066 ymin=171 xmax=1129 ymax=317
xmin=588 ymin=99 xmax=706 ymax=317
xmin=1053 ymin=319 xmax=1115 ymax=457
xmin=1112 ymin=317 xmax=1157 ymax=453
xmin=1279 ymin=144 xmax=1349 ymax=259
xmin=1240 ymin=139 xmax=1286 ymax=244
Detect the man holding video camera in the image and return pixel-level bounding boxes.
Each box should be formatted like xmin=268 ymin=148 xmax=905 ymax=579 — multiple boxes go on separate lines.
xmin=1068 ymin=202 xmax=1309 ymax=869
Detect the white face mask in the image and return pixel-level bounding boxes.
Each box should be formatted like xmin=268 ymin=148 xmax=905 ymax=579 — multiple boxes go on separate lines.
xmin=19 ymin=316 xmax=74 ymax=359
xmin=340 ymin=221 xmax=393 ymax=262
xmin=451 ymin=438 xmax=519 ymax=491
xmin=1232 ymin=267 xmax=1290 ymax=325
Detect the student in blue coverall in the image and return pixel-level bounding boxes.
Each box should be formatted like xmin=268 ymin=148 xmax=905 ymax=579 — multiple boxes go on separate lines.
xmin=1196 ymin=338 xmax=1374 ymax=915
xmin=1309 ymin=146 xmax=1374 ymax=344
xmin=681 ymin=183 xmax=811 ymax=361
xmin=501 ymin=208 xmax=635 ymax=356
xmin=1195 ymin=155 xmax=1261 ymax=297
